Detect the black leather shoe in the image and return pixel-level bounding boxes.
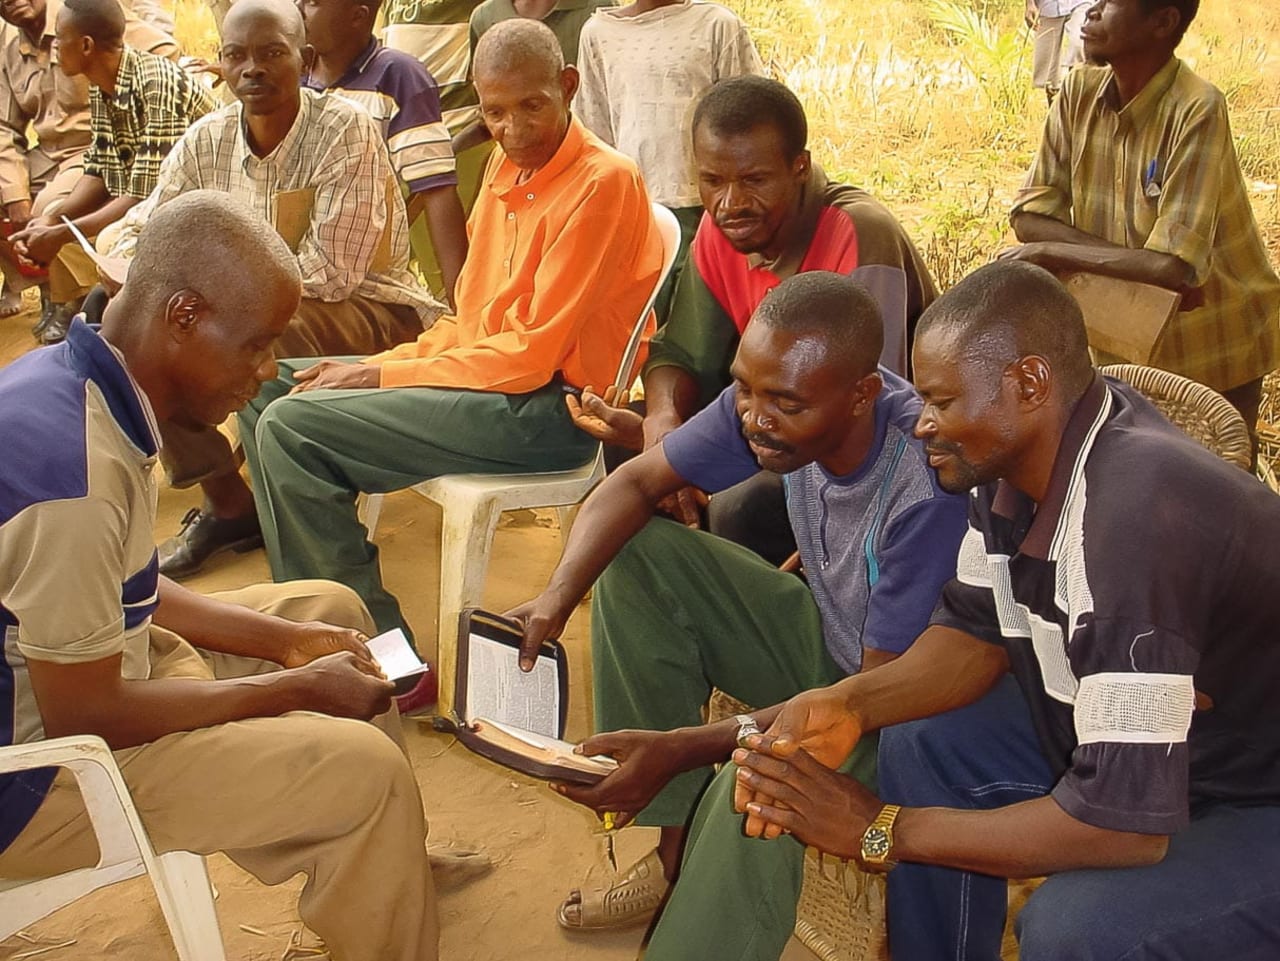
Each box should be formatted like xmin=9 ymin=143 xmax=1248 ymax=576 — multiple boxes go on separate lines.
xmin=158 ymin=508 xmax=264 ymax=579
xmin=37 ymin=302 xmax=77 ymax=345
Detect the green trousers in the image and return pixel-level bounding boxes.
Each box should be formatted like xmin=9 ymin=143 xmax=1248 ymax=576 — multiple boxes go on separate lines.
xmin=593 ymin=519 xmax=876 ymax=960
xmin=240 ymin=358 xmax=596 ymax=644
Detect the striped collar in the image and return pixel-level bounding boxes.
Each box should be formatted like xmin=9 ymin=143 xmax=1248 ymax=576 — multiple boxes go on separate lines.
xmin=64 ymin=317 xmax=160 ymax=458
xmin=991 ymin=373 xmax=1111 ymax=560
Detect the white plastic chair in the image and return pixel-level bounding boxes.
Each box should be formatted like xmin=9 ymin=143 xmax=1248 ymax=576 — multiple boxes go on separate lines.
xmin=362 ymin=203 xmax=682 ymax=717
xmin=0 ymin=735 xmax=225 ymax=960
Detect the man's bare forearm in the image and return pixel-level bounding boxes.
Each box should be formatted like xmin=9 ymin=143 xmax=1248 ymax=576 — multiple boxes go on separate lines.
xmin=1010 ymin=212 xmax=1193 ymax=289
xmin=30 ymin=659 xmax=312 ymax=750
xmin=154 ymin=577 xmax=303 ymax=664
xmin=540 ymin=449 xmax=686 ymax=613
xmin=416 ymin=186 xmax=469 ymax=307
xmin=640 ymin=365 xmax=701 ymax=445
xmin=895 ymin=795 xmax=1169 ymax=878
xmin=834 ymin=626 xmax=1009 ymax=733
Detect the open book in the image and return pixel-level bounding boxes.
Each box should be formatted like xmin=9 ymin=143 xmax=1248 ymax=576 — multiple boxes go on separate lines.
xmin=452 ymin=609 xmax=617 ymax=785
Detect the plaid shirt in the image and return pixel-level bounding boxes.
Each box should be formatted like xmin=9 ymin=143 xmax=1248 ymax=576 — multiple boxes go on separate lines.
xmin=112 ymin=88 xmax=440 ymax=321
xmin=0 ymin=0 xmax=177 ymax=205
xmin=1013 ymin=58 xmax=1280 ymax=391
xmin=84 ymin=47 xmax=215 ymax=200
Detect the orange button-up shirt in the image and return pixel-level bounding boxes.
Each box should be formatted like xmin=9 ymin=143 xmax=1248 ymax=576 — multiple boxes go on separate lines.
xmin=369 ymin=117 xmax=662 ymax=392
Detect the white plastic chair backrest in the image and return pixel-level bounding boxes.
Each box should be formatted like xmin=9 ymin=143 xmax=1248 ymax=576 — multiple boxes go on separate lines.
xmin=610 ymin=203 xmax=682 ymax=393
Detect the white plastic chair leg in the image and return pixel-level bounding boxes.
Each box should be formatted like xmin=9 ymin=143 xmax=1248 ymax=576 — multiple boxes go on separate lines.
xmin=555 ymin=505 xmax=578 ymax=544
xmin=360 ymin=492 xmax=385 ymax=539
xmin=434 ymin=495 xmax=502 ymax=718
xmin=151 ymin=851 xmax=225 ymax=961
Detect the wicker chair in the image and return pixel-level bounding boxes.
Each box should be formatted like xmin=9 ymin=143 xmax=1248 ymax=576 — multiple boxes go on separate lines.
xmin=1098 ymin=364 xmax=1253 ymax=470
xmin=1256 ymin=371 xmax=1280 ymax=492
xmin=706 ymin=689 xmax=888 ymax=961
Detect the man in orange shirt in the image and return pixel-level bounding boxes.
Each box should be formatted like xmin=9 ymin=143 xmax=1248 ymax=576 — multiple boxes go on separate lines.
xmin=239 ymin=17 xmax=662 ymax=679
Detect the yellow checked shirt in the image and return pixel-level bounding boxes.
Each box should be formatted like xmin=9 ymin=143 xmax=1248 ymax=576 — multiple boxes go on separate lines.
xmin=1013 ymin=58 xmax=1280 ymax=392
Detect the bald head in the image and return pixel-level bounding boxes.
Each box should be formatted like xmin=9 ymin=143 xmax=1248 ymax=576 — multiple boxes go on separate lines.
xmin=473 ymin=18 xmax=564 ymax=86
xmin=915 ymin=260 xmax=1094 ymax=404
xmin=223 ymin=0 xmax=305 ymax=47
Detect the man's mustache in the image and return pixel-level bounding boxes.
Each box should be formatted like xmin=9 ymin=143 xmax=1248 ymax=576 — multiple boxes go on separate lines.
xmin=743 ymin=429 xmax=794 ymax=455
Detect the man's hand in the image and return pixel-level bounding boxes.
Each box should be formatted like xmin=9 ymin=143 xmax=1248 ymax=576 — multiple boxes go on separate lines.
xmin=656 ymin=486 xmax=708 ymax=528
xmin=549 ymin=729 xmax=686 ymax=824
xmin=565 ymin=385 xmax=644 ymax=451
xmin=732 ymin=746 xmax=881 ymax=857
xmin=506 ymin=593 xmax=572 ymax=671
xmin=733 ymin=685 xmax=864 ymax=838
xmin=293 ymin=650 xmax=395 ymax=719
xmin=1024 ymin=0 xmax=1038 ymax=29
xmin=4 ymin=199 xmax=32 ymax=233
xmin=997 ymin=242 xmax=1053 ymax=268
xmin=278 ymin=620 xmax=381 ymax=673
xmin=291 ymin=360 xmax=381 ymax=393
xmin=11 ymin=219 xmax=68 ymax=265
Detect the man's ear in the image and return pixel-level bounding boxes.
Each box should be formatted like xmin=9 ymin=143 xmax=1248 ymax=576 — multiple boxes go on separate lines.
xmin=1009 ymin=355 xmax=1052 ymax=409
xmin=852 ymin=369 xmax=883 ymax=415
xmin=164 ymin=289 xmax=206 ymax=339
xmin=560 ymin=64 xmax=580 ymax=105
xmin=301 ymin=43 xmax=317 ymax=73
xmin=792 ymin=148 xmax=811 ymax=181
xmin=1151 ymin=5 xmax=1181 ymax=45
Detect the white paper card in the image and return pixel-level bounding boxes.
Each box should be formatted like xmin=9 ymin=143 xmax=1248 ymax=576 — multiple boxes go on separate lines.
xmin=367 ymin=628 xmax=431 ymax=681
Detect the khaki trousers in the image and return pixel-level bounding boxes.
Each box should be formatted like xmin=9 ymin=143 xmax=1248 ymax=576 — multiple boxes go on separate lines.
xmin=0 ymin=579 xmax=439 ymax=961
xmin=1 ymin=152 xmax=84 ymax=296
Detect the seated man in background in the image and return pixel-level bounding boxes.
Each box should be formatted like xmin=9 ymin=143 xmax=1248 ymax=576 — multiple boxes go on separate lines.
xmin=0 ymin=190 xmax=438 ymax=961
xmin=299 ymin=0 xmax=469 ymax=306
xmin=575 ymin=76 xmax=936 ymax=564
xmin=1007 ymin=0 xmax=1280 ymax=443
xmin=106 ymin=0 xmax=442 ymax=579
xmin=11 ymin=0 xmax=214 ymax=344
xmin=510 ymin=273 xmax=967 ymax=940
xmin=0 ymin=0 xmax=176 ymax=327
xmin=734 ymin=261 xmax=1280 ymax=961
xmin=239 ymin=18 xmax=663 ymax=707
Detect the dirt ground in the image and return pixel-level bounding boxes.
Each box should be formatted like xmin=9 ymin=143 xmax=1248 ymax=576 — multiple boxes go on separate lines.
xmin=0 ymin=304 xmax=818 ymax=961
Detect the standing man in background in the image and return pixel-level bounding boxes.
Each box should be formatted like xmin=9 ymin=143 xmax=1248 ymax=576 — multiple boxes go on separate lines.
xmin=299 ymin=0 xmax=470 ymax=306
xmin=573 ymin=0 xmax=762 ymax=322
xmin=1026 ymin=0 xmax=1090 ymax=103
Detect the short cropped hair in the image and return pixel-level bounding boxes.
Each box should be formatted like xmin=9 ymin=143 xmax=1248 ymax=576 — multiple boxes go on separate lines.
xmin=1141 ymin=0 xmax=1198 ymax=45
xmin=61 ymin=0 xmax=126 ymax=48
xmin=915 ymin=260 xmax=1094 ymax=403
xmin=129 ymin=191 xmax=300 ymax=317
xmin=473 ymin=18 xmax=564 ymax=84
xmin=693 ymin=76 xmax=808 ymax=160
xmin=753 ymin=271 xmax=884 ymax=378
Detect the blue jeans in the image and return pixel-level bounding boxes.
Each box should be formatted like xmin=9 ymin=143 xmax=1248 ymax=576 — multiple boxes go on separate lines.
xmin=880 ymin=675 xmax=1280 ymax=961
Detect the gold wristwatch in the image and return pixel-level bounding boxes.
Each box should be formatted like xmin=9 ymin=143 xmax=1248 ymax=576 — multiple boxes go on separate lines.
xmin=859 ymin=804 xmax=902 ymax=871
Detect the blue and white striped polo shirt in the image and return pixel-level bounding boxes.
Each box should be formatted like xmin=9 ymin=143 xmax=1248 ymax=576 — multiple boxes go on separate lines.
xmin=0 ymin=319 xmax=161 ymax=851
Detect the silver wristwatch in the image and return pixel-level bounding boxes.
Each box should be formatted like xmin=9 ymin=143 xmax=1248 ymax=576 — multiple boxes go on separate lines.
xmin=734 ymin=713 xmax=761 ymax=748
